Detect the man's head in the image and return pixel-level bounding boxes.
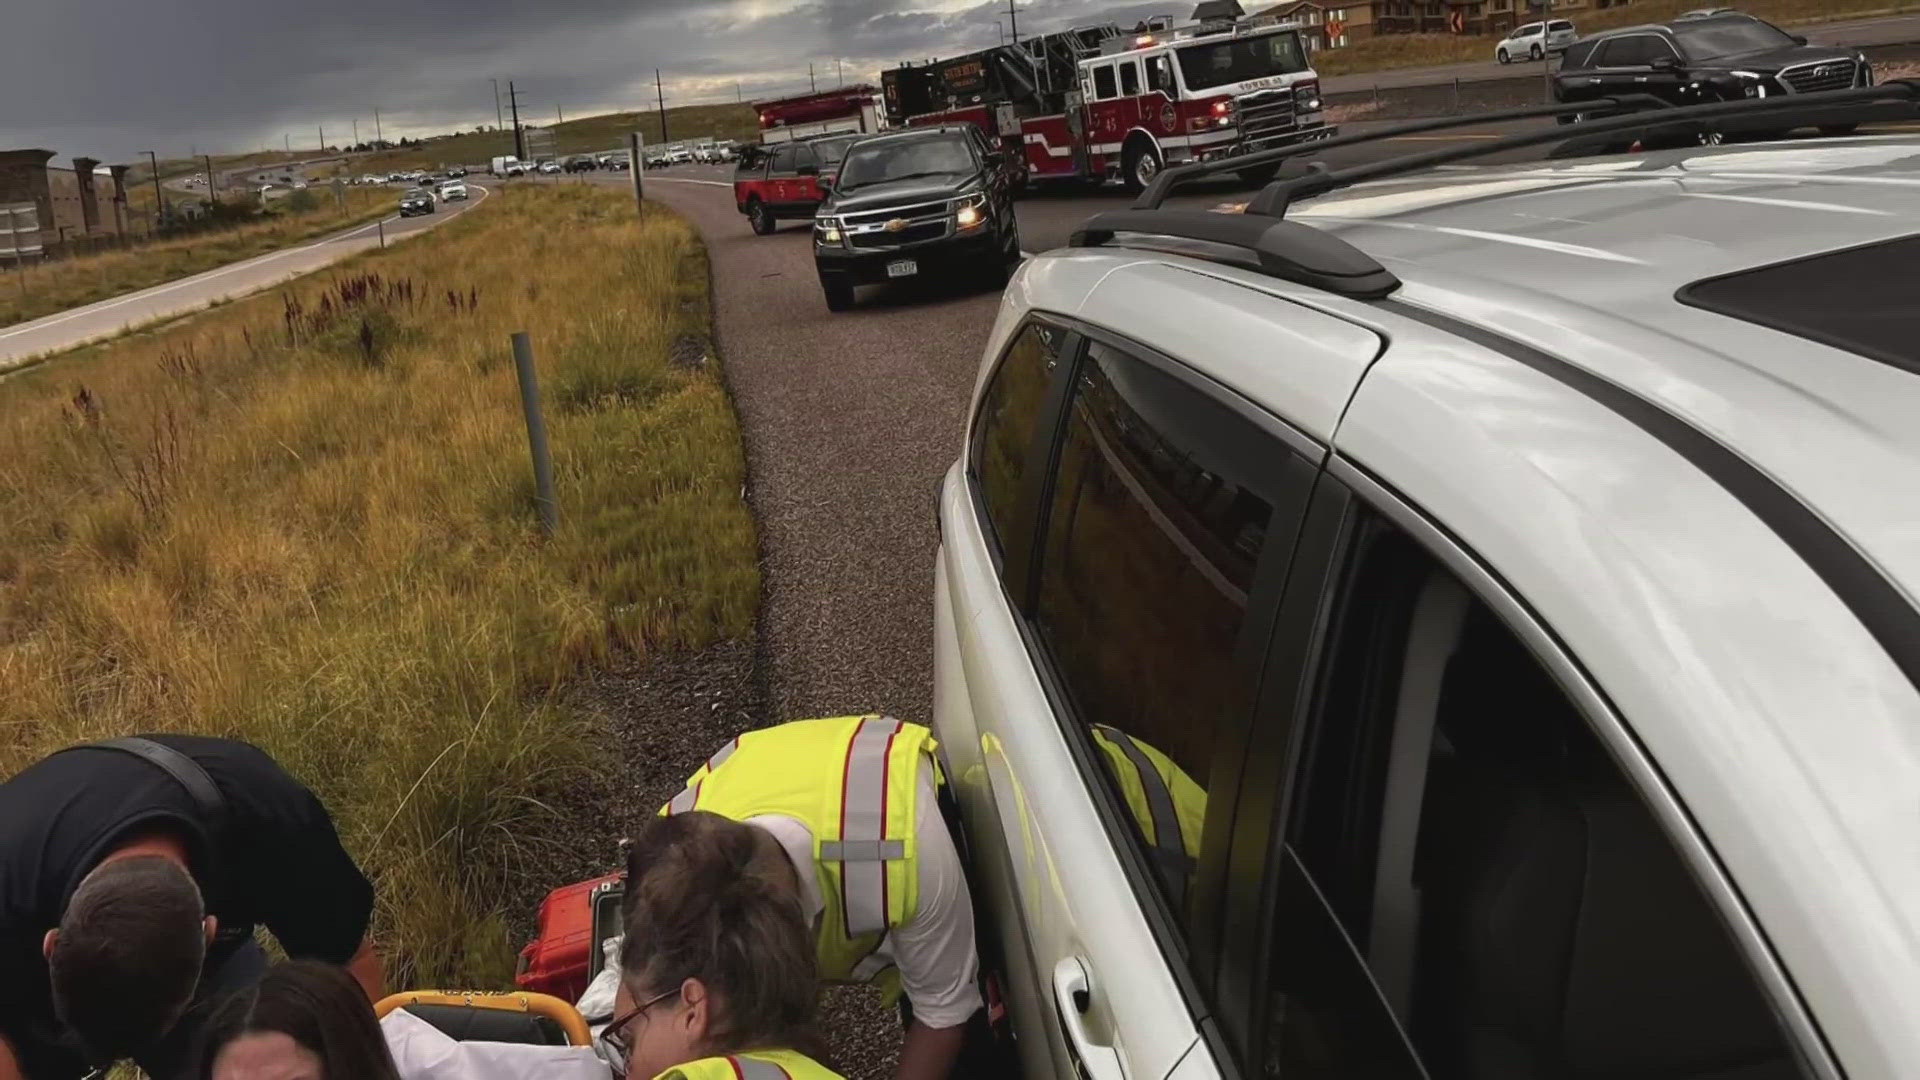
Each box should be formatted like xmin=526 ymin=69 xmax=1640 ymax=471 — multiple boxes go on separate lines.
xmin=45 ymin=854 xmax=214 ymax=1064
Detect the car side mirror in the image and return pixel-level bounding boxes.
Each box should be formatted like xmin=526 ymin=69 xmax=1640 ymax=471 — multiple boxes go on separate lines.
xmin=1651 ymin=55 xmax=1680 ymax=71
xmin=796 ymin=163 xmax=820 ymax=177
xmin=1791 ymin=34 xmax=1808 ymax=45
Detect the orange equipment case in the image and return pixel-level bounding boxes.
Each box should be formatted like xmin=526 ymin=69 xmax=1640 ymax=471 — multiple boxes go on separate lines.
xmin=514 ymin=871 xmax=624 ymax=1001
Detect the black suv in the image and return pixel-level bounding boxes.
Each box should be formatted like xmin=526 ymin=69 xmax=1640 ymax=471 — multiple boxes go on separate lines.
xmin=811 ymin=125 xmax=1020 ymax=312
xmin=1554 ymin=14 xmax=1872 ymax=137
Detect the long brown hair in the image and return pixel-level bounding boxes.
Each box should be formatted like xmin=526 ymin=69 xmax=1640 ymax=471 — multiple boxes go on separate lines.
xmin=194 ymin=960 xmax=401 ymax=1080
xmin=621 ymin=811 xmax=824 ymax=1058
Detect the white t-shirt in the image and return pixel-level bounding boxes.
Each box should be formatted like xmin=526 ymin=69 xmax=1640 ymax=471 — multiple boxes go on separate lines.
xmin=747 ymin=760 xmax=983 ymax=1029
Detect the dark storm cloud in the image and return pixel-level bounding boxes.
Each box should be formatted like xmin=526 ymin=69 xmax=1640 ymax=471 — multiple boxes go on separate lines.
xmin=0 ymin=0 xmax=1199 ymax=163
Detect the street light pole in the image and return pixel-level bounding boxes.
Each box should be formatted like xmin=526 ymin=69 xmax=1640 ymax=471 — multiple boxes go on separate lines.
xmin=1007 ymin=0 xmax=1018 ymax=45
xmin=655 ymin=69 xmax=669 ymax=143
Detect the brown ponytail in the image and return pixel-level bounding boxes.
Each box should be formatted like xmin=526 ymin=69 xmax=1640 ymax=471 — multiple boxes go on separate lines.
xmin=621 ymin=811 xmax=822 ymax=1058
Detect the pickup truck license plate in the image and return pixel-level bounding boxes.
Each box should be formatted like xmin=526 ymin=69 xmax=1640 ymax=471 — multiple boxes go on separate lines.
xmin=887 ymin=259 xmax=918 ymax=278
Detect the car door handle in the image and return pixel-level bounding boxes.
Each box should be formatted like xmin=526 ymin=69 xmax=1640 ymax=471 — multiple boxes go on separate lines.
xmin=1052 ymin=957 xmax=1125 ymax=1080
xmin=1634 ymin=76 xmax=1649 ymax=82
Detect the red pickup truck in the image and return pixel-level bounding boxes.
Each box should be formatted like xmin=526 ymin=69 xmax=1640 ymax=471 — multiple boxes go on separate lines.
xmin=733 ymin=134 xmax=863 ymax=236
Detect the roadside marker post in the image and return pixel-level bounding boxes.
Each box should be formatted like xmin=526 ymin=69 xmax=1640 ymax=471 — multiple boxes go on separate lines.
xmin=630 ymin=132 xmax=645 ymax=212
xmin=510 ymin=331 xmax=559 ymax=536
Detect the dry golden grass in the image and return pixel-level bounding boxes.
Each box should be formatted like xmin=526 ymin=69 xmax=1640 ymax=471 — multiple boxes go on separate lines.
xmin=1 ymin=188 xmax=391 ymax=330
xmin=0 ymin=185 xmax=757 ymax=989
xmin=1313 ymin=0 xmax=1914 ymax=77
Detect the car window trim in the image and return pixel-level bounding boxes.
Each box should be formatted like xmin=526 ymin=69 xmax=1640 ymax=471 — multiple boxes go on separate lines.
xmin=1008 ymin=323 xmax=1320 ymax=1051
xmin=1293 ymin=458 xmax=1843 ymax=1080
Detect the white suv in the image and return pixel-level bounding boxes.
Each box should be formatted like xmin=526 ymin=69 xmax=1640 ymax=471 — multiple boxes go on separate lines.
xmin=1497 ymin=18 xmax=1576 ymax=62
xmin=934 ymin=107 xmax=1920 ymax=1080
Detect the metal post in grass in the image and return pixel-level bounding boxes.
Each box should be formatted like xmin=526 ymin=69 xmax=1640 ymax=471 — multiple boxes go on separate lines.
xmin=378 ymin=218 xmax=386 ymax=249
xmin=630 ymin=131 xmax=645 ymax=211
xmin=510 ymin=331 xmax=559 ymax=535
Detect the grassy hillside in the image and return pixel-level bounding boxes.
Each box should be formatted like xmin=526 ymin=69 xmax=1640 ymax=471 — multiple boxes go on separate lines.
xmin=0 ymin=186 xmax=756 ymax=988
xmin=347 ymin=103 xmax=760 ymax=172
xmin=2 ymin=187 xmax=391 ymax=330
xmin=1313 ymin=0 xmax=1914 ymax=77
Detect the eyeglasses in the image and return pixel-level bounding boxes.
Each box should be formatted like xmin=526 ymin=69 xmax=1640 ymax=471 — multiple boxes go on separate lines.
xmin=597 ymin=986 xmax=680 ymax=1078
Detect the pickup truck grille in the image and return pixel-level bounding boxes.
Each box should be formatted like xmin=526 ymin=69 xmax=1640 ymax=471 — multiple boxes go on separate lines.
xmin=1235 ymin=89 xmax=1299 ymax=149
xmin=840 ymin=198 xmax=953 ymax=249
xmin=849 ymin=220 xmax=949 ymax=248
xmin=1780 ymin=60 xmax=1860 ymax=94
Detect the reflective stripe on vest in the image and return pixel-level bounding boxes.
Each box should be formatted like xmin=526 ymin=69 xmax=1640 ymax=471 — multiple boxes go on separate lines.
xmin=656 ymin=1049 xmax=844 ymax=1080
xmin=837 ymin=716 xmax=904 ymax=938
xmin=654 ymin=716 xmax=932 ymax=988
xmin=1093 ymin=724 xmax=1195 ymax=907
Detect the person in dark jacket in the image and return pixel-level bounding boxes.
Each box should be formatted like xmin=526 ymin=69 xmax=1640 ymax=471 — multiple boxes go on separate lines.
xmin=0 ymin=736 xmax=383 ymax=1080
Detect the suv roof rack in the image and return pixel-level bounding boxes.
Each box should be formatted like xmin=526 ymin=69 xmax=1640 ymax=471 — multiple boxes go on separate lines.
xmin=1138 ymin=82 xmax=1919 ymax=214
xmin=1133 ymin=94 xmax=1674 ymax=208
xmin=1081 ymin=83 xmax=1916 ymax=300
xmin=1069 ymin=208 xmax=1402 ymax=298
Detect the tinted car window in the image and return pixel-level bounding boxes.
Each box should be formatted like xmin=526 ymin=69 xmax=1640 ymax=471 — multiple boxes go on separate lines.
xmin=1093 ymin=64 xmax=1118 ymax=99
xmin=1596 ymin=34 xmax=1672 ymax=65
xmin=969 ymin=322 xmax=1067 ymax=557
xmin=1033 ymin=339 xmax=1276 ymax=917
xmin=1120 ymin=60 xmax=1142 ymax=97
xmin=1560 ymin=38 xmax=1600 ymax=68
xmin=1548 ymin=19 xmax=1573 ymax=30
xmin=1264 ymin=517 xmax=1807 ymax=1079
xmin=769 ymin=144 xmax=798 ymax=173
xmin=834 ymin=134 xmax=974 ymax=191
xmin=1513 ymin=21 xmax=1540 ymax=36
xmin=1674 ymin=16 xmax=1794 ymax=59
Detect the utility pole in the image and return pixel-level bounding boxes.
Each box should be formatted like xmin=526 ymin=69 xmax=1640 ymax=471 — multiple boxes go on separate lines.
xmin=1008 ymin=0 xmax=1019 ymax=44
xmin=508 ymin=79 xmax=525 ymax=160
xmin=284 ymin=134 xmax=291 ymax=153
xmin=556 ymin=105 xmax=563 ymax=126
xmin=655 ymin=69 xmax=669 ymax=143
xmin=318 ymin=125 xmax=325 ymax=152
xmin=491 ymin=78 xmax=504 ymax=130
xmin=809 ymin=62 xmax=817 ymax=93
xmin=352 ymin=118 xmax=360 ymax=146
xmin=374 ymin=107 xmax=383 ymax=145
xmin=837 ymin=58 xmax=843 ymax=87
xmin=143 ymin=150 xmax=164 ymax=228
xmin=736 ymin=81 xmax=743 ymax=103
xmin=204 ymin=155 xmax=216 ymax=200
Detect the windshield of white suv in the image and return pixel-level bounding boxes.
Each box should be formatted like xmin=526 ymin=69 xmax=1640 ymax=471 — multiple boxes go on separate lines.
xmin=834 ymin=135 xmax=973 ymax=191
xmin=1176 ymin=31 xmax=1308 ymax=92
xmin=1674 ymin=17 xmax=1795 ymax=59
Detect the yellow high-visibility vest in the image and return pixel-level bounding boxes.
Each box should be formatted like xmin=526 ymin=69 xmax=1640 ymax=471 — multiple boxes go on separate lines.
xmin=1089 ymin=724 xmax=1206 ymax=908
xmin=660 ymin=716 xmax=936 ymax=990
xmin=654 ymin=1049 xmax=845 ymax=1080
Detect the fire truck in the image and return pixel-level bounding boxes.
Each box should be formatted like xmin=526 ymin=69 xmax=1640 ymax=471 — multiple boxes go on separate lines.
xmin=882 ymin=12 xmax=1333 ymax=193
xmin=751 ymin=85 xmax=885 ymax=144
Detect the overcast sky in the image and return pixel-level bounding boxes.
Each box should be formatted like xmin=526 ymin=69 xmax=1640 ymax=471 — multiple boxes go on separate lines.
xmin=0 ymin=0 xmax=1185 ymax=166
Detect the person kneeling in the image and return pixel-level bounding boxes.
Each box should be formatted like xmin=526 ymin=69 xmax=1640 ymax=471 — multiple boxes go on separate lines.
xmin=605 ymin=813 xmax=841 ymax=1080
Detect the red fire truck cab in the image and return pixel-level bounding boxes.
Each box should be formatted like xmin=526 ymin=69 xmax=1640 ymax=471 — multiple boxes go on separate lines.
xmin=751 ymin=85 xmax=884 ymax=144
xmin=882 ymin=14 xmax=1333 ymax=193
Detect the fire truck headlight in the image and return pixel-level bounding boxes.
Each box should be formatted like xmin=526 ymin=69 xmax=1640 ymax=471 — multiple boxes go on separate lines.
xmin=954 ymin=196 xmax=987 ymax=230
xmin=1211 ymin=100 xmax=1233 ymax=117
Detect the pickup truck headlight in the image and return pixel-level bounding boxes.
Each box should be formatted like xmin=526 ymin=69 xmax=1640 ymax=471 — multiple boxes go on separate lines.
xmin=954 ymin=194 xmax=987 ymax=231
xmin=815 ymin=218 xmax=843 ymax=245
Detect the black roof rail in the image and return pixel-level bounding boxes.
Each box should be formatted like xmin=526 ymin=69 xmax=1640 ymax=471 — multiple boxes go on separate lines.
xmin=1134 ymin=93 xmax=1675 ymax=208
xmin=1243 ymin=81 xmax=1920 ymax=217
xmin=1069 ymin=208 xmax=1401 ymax=298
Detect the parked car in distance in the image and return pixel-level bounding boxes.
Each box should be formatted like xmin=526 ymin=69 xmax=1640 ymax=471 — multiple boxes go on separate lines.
xmin=397 ymin=189 xmax=436 ymax=217
xmin=1553 ymin=12 xmax=1871 ymax=134
xmin=447 ymin=166 xmax=468 ymax=178
xmin=935 ymin=130 xmax=1920 ymax=1080
xmin=538 ymin=160 xmax=562 ymax=174
xmin=1496 ymin=18 xmax=1576 ymax=61
xmin=563 ymin=155 xmax=596 ymax=172
xmin=811 ymin=125 xmax=1019 ymax=311
xmin=605 ymin=154 xmax=631 ymax=171
xmin=436 ymin=180 xmax=469 ymax=201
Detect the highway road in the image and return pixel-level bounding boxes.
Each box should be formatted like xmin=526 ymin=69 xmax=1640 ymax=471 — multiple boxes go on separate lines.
xmin=1322 ymin=10 xmax=1920 ymax=92
xmin=0 ymin=183 xmax=489 ymax=372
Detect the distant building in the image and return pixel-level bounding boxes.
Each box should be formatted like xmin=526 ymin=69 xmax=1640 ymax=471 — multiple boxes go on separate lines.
xmin=1258 ymin=0 xmax=1623 ymax=45
xmin=0 ymin=149 xmax=132 ymax=259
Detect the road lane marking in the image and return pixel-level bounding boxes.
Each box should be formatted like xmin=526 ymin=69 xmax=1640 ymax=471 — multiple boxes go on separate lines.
xmin=648 ymin=177 xmax=733 ymax=187
xmin=0 ymin=183 xmax=488 ymax=344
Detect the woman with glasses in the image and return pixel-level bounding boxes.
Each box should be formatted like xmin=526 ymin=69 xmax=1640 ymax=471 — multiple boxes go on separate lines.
xmin=602 ymin=812 xmax=842 ymax=1080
